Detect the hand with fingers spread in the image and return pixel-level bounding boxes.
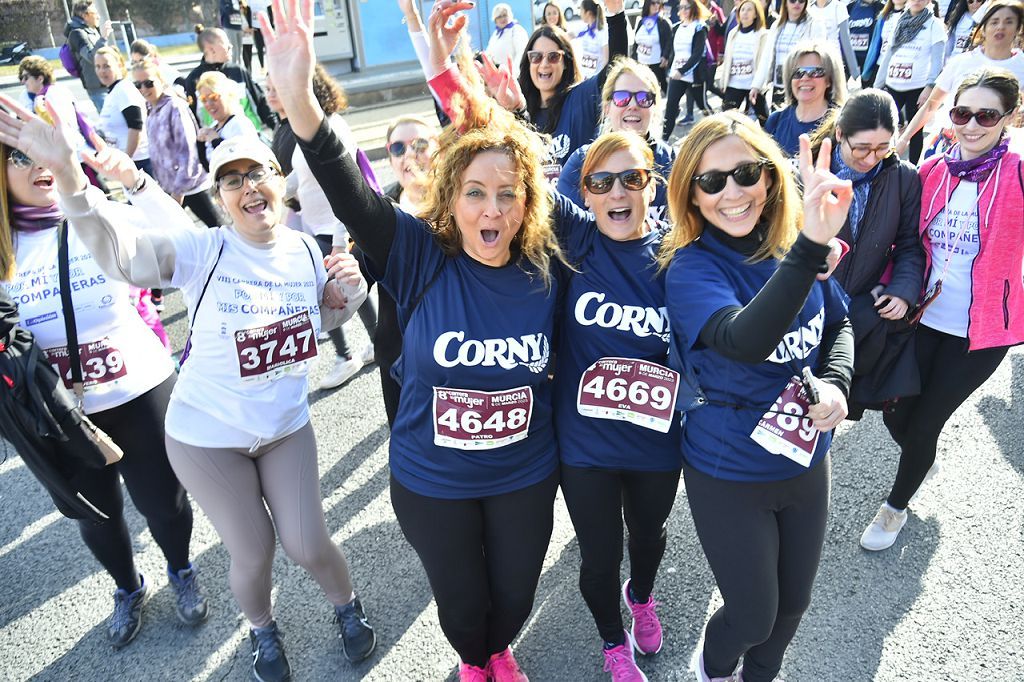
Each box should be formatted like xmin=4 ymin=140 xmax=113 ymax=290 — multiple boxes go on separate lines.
xmin=798 ymin=134 xmax=853 ymax=246
xmin=258 ymin=0 xmax=316 ymax=107
xmin=476 ymin=53 xmax=526 ymax=111
xmin=0 ymin=93 xmax=87 ymax=194
xmin=426 ymin=0 xmax=475 ymax=77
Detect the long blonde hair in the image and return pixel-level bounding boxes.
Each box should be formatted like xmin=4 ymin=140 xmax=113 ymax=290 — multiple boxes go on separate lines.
xmin=0 ymin=143 xmax=17 ymax=281
xmin=658 ymin=111 xmax=801 ymax=269
xmin=418 ymin=45 xmax=565 ymax=287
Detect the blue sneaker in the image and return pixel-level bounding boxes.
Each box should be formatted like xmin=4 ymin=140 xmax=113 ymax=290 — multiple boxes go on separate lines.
xmin=250 ymin=621 xmax=291 ymax=682
xmin=334 ymin=597 xmax=376 ymax=663
xmin=168 ymin=563 xmax=209 ymax=625
xmin=108 ymin=575 xmax=149 ymax=648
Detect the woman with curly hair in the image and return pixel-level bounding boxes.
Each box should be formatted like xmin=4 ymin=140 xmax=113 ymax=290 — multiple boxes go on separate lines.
xmin=264 ymin=1 xmax=571 ymax=679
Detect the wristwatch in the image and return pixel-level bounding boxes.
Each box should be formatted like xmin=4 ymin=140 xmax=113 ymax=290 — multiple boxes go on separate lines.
xmin=125 ymin=173 xmax=148 ymax=197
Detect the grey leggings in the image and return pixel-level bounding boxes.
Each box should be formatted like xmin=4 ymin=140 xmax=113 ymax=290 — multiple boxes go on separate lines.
xmin=165 ymin=421 xmax=353 ymax=627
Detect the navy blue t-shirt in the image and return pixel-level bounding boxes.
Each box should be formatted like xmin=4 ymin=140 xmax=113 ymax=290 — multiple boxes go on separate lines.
xmin=534 ymin=74 xmax=603 ymax=170
xmin=381 ymin=208 xmax=559 ymax=499
xmin=556 ymin=139 xmax=676 ymax=225
xmin=764 ymin=107 xmax=829 ymax=156
xmin=552 ymin=195 xmax=682 ymax=471
xmin=665 ymin=228 xmax=849 ymax=481
xmin=848 ymin=0 xmax=881 ymax=67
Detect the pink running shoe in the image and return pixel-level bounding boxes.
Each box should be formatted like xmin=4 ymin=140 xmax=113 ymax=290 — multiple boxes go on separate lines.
xmin=458 ymin=660 xmax=488 ymax=682
xmin=622 ymin=579 xmax=663 ymax=655
xmin=602 ymin=633 xmax=649 ymax=681
xmin=486 ymin=647 xmax=529 ymax=682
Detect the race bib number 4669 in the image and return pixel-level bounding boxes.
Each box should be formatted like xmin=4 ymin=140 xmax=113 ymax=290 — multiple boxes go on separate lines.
xmin=235 ymin=311 xmax=318 ymax=382
xmin=433 ymin=386 xmax=533 ymax=450
xmin=577 ymin=357 xmax=679 ymax=433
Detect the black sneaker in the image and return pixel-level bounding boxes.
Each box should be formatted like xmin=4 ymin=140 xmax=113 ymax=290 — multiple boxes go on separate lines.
xmin=334 ymin=597 xmax=376 ymax=663
xmin=108 ymin=575 xmax=149 ymax=648
xmin=167 ymin=563 xmax=209 ymax=625
xmin=249 ymin=622 xmax=291 ymax=682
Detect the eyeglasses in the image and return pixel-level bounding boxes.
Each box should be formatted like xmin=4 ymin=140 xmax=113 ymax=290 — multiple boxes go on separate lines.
xmin=610 ymin=90 xmax=656 ymax=108
xmin=387 ymin=138 xmax=431 ymax=157
xmin=791 ymin=66 xmax=827 ymax=79
xmin=200 ymin=92 xmax=222 ymax=104
xmin=526 ymin=50 xmax=564 ymax=65
xmin=842 ymin=137 xmax=894 ymax=160
xmin=216 ymin=166 xmax=276 ymax=191
xmin=692 ymin=160 xmax=769 ymax=194
xmin=949 ymin=106 xmax=1010 ymax=127
xmin=583 ymin=168 xmax=653 ymax=194
xmin=6 ymin=149 xmax=33 ymax=169
xmin=133 ymin=79 xmax=156 ymax=89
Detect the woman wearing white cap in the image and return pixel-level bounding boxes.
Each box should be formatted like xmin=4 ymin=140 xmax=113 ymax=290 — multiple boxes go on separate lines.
xmin=0 ymin=96 xmax=376 ymax=682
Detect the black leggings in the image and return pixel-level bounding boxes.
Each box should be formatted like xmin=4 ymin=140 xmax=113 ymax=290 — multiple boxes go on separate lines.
xmin=76 ymin=373 xmax=192 ymax=592
xmin=663 ymin=79 xmax=705 ymax=140
xmin=722 ymin=86 xmax=769 ymax=126
xmin=182 ymin=190 xmax=224 ymax=228
xmin=560 ymin=463 xmax=681 ymax=643
xmin=314 ymin=234 xmax=378 ymax=358
xmin=883 ymin=325 xmax=1008 ymax=509
xmin=390 ymin=470 xmax=559 ymax=667
xmin=684 ymin=455 xmax=830 ymax=682
xmin=887 ymin=86 xmax=925 ymax=164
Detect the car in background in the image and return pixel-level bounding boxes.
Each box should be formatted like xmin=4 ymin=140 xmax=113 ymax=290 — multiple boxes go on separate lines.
xmin=533 ymin=0 xmax=581 ymax=23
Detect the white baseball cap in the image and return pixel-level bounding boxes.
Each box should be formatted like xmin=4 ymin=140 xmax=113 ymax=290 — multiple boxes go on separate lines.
xmin=208 ymin=135 xmax=281 ymax=182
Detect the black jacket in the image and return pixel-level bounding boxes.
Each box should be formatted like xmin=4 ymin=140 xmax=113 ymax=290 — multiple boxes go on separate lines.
xmin=64 ymin=16 xmax=107 ymax=92
xmin=0 ymin=290 xmax=108 ymax=523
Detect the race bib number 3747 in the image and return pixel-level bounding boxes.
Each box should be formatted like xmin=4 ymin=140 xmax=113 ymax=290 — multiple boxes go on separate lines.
xmin=235 ymin=311 xmax=318 ymax=381
xmin=433 ymin=386 xmax=533 ymax=450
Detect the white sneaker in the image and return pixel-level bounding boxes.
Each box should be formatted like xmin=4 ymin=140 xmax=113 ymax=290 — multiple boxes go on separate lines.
xmin=318 ymin=357 xmax=361 ymax=390
xmin=860 ymin=503 xmax=908 ymax=551
xmin=358 ymin=342 xmax=375 ymax=366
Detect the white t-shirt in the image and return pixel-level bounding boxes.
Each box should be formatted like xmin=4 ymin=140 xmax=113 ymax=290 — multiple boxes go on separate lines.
xmin=883 ymin=15 xmax=945 ymax=91
xmin=671 ymin=21 xmax=700 ymax=81
xmin=2 ymin=226 xmax=174 ymax=414
xmin=727 ymin=29 xmax=761 ymax=90
xmin=936 ymin=48 xmax=1024 ymax=96
xmin=879 ymin=9 xmax=904 ymax=59
xmin=949 ymin=14 xmax=975 ymax=58
xmin=575 ymin=26 xmax=609 ymax=78
xmin=634 ymin=17 xmax=663 ymax=65
xmin=486 ymin=22 xmax=530 ymax=77
xmin=98 ymin=78 xmax=150 ymax=161
xmin=206 ymin=114 xmax=259 ymax=162
xmin=921 ymin=180 xmax=979 ymax=337
xmin=291 ymin=113 xmax=359 ymax=240
xmin=772 ymin=21 xmax=813 ymax=88
xmin=164 ymin=226 xmax=329 ymax=448
xmin=808 ymin=0 xmax=849 ymax=58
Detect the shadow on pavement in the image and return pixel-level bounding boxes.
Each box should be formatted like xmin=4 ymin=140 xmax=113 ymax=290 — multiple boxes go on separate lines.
xmin=977 ymin=354 xmax=1024 ymax=478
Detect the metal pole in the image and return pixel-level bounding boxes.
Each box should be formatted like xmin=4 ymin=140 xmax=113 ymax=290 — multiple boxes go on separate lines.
xmin=93 ymin=0 xmax=112 ymax=24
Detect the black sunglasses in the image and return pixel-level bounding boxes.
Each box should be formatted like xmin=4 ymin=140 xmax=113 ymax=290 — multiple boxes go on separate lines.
xmin=610 ymin=90 xmax=656 ymax=108
xmin=387 ymin=138 xmax=431 ymax=157
xmin=791 ymin=66 xmax=827 ymax=79
xmin=527 ymin=50 xmax=564 ymax=65
xmin=583 ymin=168 xmax=653 ymax=194
xmin=949 ymin=106 xmax=1010 ymax=127
xmin=133 ymin=79 xmax=156 ymax=90
xmin=692 ymin=160 xmax=769 ymax=194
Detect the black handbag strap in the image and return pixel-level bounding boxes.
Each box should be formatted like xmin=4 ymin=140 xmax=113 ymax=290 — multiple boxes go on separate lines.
xmin=57 ymin=220 xmax=84 ymax=402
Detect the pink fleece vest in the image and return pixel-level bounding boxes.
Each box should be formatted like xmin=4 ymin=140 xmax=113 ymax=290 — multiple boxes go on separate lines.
xmin=918 ymin=132 xmax=1024 ymax=351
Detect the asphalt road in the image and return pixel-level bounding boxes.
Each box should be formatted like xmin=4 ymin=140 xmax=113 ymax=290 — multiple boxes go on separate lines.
xmin=2 ymin=162 xmax=1023 ymax=682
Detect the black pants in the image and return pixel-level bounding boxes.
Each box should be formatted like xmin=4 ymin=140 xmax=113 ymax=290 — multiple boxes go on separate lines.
xmin=648 ymin=63 xmax=668 ymax=95
xmin=883 ymin=325 xmax=1007 ymax=509
xmin=663 ymin=79 xmax=705 ymax=140
xmin=76 ymin=373 xmax=192 ymax=591
xmin=182 ymin=190 xmax=223 ymax=228
xmin=560 ymin=463 xmax=681 ymax=643
xmin=684 ymin=456 xmax=830 ymax=682
xmin=314 ymin=234 xmax=378 ymax=358
xmin=722 ymin=87 xmax=769 ymax=126
xmin=390 ymin=470 xmax=559 ymax=667
xmin=887 ymin=86 xmax=925 ymax=164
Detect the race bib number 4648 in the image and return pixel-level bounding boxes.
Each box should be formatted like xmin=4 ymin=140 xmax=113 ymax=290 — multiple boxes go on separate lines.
xmin=433 ymin=386 xmax=533 ymax=450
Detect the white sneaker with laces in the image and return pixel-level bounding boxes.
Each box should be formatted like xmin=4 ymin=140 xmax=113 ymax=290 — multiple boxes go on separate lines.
xmin=860 ymin=503 xmax=908 ymax=551
xmin=318 ymin=357 xmax=361 ymax=390
xmin=358 ymin=342 xmax=375 ymax=366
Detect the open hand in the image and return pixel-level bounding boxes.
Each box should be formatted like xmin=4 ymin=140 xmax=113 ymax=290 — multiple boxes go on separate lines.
xmin=798 ymin=135 xmax=853 ymax=245
xmin=0 ymin=93 xmax=78 ymax=178
xmin=258 ymin=0 xmax=316 ymax=104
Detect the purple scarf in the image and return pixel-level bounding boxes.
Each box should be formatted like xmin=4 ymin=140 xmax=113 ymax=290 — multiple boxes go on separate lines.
xmin=496 ymin=20 xmax=519 ymax=38
xmin=640 ymin=15 xmax=658 ymax=32
xmin=945 ymin=136 xmax=1009 ymax=183
xmin=578 ymin=22 xmax=598 ymax=39
xmin=10 ymin=203 xmax=63 ymax=233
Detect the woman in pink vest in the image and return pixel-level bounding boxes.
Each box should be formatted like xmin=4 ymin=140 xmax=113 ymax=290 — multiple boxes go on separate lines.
xmin=861 ymin=67 xmax=1024 ymax=551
